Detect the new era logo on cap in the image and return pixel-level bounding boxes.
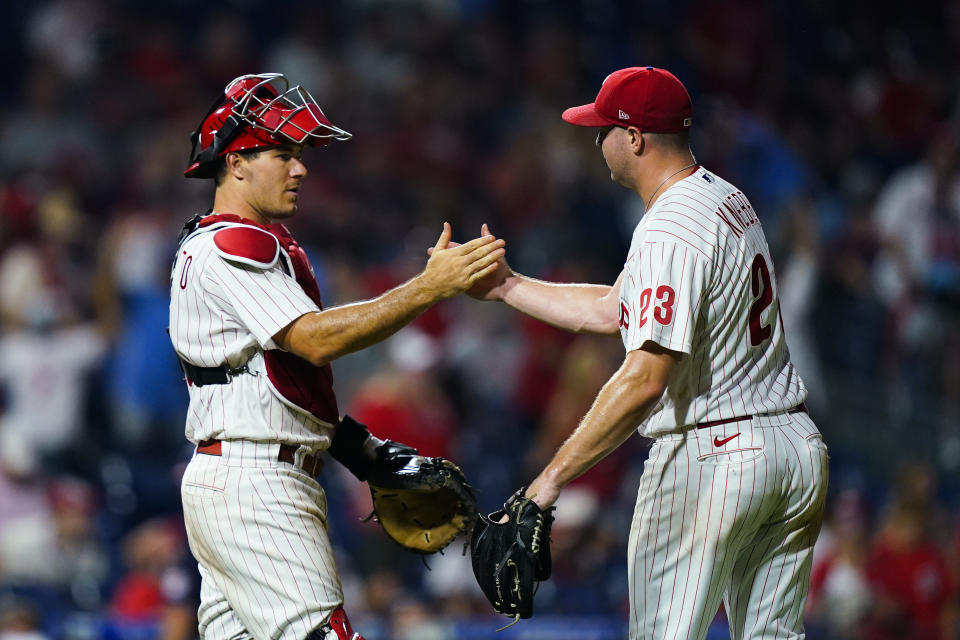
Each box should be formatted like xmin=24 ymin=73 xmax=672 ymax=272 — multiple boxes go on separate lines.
xmin=561 ymin=67 xmax=693 ymax=133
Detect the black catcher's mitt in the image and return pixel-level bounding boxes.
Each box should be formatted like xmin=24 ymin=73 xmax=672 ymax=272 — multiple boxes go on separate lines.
xmin=329 ymin=416 xmax=477 ymax=554
xmin=366 ymin=445 xmax=477 ymax=554
xmin=470 ymin=489 xmax=555 ymax=622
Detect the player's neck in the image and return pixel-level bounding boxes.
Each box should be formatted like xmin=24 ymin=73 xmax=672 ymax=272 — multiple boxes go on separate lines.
xmin=213 ymin=188 xmax=271 ymax=226
xmin=638 ymin=153 xmax=697 ymax=210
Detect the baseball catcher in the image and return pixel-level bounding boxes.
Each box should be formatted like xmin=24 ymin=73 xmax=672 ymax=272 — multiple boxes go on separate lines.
xmin=470 ymin=489 xmax=555 ymax=625
xmin=172 ymin=70 xmax=503 ymax=640
xmin=330 ymin=416 xmax=477 ymax=554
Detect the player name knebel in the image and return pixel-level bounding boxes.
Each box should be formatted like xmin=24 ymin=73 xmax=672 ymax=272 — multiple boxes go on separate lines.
xmin=715 ymin=190 xmax=760 ymax=238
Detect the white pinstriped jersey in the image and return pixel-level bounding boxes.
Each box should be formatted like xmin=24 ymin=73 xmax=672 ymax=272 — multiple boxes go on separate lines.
xmin=618 ymin=166 xmax=806 ymax=438
xmin=169 ymin=221 xmax=334 ymax=449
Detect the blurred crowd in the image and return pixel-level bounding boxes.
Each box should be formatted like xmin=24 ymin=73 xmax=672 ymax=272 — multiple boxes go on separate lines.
xmin=1 ymin=0 xmax=960 ymax=638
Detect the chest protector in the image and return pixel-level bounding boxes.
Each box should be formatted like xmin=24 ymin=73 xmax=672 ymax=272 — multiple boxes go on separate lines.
xmin=184 ymin=213 xmax=339 ymax=425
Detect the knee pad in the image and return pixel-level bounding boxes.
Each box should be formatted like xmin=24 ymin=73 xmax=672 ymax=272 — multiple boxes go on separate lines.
xmin=305 ymin=606 xmax=364 ymax=640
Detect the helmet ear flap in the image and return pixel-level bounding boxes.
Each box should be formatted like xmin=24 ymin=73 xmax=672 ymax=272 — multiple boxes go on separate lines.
xmin=193 ymin=114 xmax=243 ymax=170
xmin=186 ymin=92 xmax=235 ymax=178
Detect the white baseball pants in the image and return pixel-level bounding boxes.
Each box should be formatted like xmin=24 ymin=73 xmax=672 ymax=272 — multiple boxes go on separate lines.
xmin=181 ymin=441 xmax=343 ymax=640
xmin=628 ymin=410 xmax=828 ymax=640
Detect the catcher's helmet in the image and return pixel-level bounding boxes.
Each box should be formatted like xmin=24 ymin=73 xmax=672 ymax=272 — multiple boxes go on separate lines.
xmin=184 ymin=73 xmax=352 ymax=179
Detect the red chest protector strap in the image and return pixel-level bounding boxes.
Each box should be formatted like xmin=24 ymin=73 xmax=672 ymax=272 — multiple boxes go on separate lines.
xmin=182 ymin=213 xmax=340 ymax=425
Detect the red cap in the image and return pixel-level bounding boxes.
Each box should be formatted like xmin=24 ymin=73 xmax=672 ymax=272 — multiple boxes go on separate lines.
xmin=562 ymin=67 xmax=693 ymax=133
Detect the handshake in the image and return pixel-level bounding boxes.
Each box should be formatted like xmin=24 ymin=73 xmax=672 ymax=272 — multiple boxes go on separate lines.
xmin=329 ymin=415 xmax=554 ymax=624
xmin=419 ymin=222 xmax=513 ymax=303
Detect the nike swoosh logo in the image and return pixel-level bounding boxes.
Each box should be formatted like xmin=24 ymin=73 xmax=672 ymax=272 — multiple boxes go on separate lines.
xmin=713 ymin=433 xmax=741 ymax=447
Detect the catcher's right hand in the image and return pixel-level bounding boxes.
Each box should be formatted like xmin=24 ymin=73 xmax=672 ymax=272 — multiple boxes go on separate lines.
xmin=470 ymin=489 xmax=555 ymax=622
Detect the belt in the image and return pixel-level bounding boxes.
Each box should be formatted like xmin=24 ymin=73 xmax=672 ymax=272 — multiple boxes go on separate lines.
xmin=196 ymin=439 xmax=323 ymax=476
xmin=696 ymin=403 xmax=807 ymax=430
xmin=179 ymin=359 xmax=250 ymax=387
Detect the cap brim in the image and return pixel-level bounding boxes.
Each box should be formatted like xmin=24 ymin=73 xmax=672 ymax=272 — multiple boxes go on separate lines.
xmin=561 ymin=103 xmax=616 ymax=127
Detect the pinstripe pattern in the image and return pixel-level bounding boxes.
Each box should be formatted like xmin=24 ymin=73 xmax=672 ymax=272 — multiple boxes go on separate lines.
xmin=620 ymin=168 xmax=826 ymax=639
xmin=183 ymin=442 xmax=343 ymax=640
xmin=169 ymin=222 xmax=335 ymax=449
xmin=628 ymin=413 xmax=827 ymax=640
xmin=170 ymin=220 xmax=345 ymax=639
xmin=619 ymin=168 xmax=806 ymax=439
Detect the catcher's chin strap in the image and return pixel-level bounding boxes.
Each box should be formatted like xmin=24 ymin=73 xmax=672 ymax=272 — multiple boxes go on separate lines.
xmin=186 ymin=90 xmax=246 ymax=177
xmin=191 ymin=113 xmax=244 ymax=169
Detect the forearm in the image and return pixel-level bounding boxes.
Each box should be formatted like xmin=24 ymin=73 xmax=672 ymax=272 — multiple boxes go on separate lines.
xmin=283 ymin=275 xmax=435 ymax=365
xmin=526 ymin=360 xmax=665 ymax=505
xmin=280 ymin=226 xmax=504 ymax=365
xmin=500 ymin=274 xmax=618 ymax=335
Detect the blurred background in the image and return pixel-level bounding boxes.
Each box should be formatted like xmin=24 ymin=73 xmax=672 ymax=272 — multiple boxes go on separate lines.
xmin=1 ymin=0 xmax=959 ymax=638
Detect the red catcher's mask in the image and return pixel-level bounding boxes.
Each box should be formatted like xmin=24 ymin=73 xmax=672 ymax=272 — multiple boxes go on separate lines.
xmin=184 ymin=73 xmax=351 ymax=178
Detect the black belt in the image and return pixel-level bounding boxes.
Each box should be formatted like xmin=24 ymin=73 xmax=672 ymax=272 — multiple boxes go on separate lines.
xmin=179 ymin=358 xmax=250 ymax=387
xmin=696 ymin=403 xmax=807 ymax=430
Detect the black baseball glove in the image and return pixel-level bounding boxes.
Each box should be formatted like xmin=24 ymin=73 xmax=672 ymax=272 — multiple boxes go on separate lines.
xmin=470 ymin=489 xmax=555 ymax=623
xmin=366 ymin=447 xmax=477 ymax=554
xmin=329 ymin=416 xmax=477 ymax=554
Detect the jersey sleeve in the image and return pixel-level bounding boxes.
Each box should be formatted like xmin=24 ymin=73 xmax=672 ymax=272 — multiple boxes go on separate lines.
xmin=202 ymin=253 xmax=320 ymax=349
xmin=620 ymin=241 xmax=707 ymax=355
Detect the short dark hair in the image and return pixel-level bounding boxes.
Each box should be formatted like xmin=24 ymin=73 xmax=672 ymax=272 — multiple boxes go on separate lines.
xmin=645 ymin=131 xmax=691 ymax=153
